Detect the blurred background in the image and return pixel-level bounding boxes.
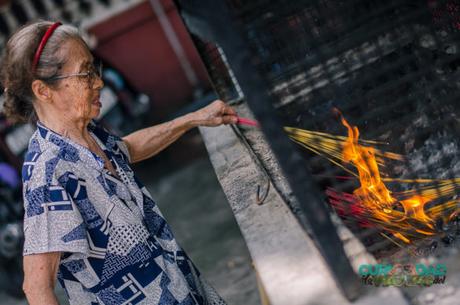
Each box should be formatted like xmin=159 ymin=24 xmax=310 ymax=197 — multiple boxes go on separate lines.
xmin=0 ymin=0 xmax=260 ymax=304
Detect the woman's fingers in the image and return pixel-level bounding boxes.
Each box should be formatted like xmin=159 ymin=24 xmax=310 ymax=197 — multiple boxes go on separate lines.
xmin=196 ymin=100 xmax=238 ymax=126
xmin=221 ymin=114 xmax=238 ymax=124
xmin=222 ymin=104 xmax=237 ymax=115
xmin=211 ymin=99 xmax=236 ymax=115
xmin=209 ymin=114 xmax=237 ymax=126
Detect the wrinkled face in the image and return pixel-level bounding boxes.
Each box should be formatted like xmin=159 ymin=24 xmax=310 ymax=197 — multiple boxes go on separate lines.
xmin=49 ymin=39 xmax=103 ymax=122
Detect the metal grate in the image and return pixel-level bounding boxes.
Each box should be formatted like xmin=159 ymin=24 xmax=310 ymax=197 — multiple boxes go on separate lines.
xmin=226 ymin=0 xmax=460 ymax=252
xmin=175 ymin=0 xmax=460 ymax=299
xmin=191 ymin=39 xmax=243 ymax=103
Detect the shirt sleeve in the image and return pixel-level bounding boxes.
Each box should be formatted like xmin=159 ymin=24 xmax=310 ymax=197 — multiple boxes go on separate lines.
xmin=22 ymin=165 xmax=89 ymax=256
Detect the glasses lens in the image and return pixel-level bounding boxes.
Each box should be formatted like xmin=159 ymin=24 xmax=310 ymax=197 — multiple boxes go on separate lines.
xmin=88 ymin=62 xmax=103 ymax=88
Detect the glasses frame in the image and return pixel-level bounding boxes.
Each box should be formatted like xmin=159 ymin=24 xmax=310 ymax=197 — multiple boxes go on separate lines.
xmin=48 ymin=62 xmax=103 ymax=88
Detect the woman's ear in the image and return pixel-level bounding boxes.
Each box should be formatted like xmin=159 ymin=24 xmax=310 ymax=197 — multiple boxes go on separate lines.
xmin=31 ymin=79 xmax=52 ymax=102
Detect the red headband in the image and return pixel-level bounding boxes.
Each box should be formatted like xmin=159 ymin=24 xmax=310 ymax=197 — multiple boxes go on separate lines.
xmin=32 ymin=22 xmax=62 ymax=73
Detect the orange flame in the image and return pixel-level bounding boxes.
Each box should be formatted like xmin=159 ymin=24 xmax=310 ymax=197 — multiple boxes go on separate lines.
xmin=339 ymin=112 xmax=435 ymax=243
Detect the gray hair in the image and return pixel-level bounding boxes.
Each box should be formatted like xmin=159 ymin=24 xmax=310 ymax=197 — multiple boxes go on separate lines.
xmin=0 ymin=21 xmax=86 ymax=123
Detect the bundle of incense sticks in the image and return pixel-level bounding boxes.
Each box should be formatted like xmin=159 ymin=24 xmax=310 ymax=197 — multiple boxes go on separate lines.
xmin=236 ymin=117 xmax=259 ymax=127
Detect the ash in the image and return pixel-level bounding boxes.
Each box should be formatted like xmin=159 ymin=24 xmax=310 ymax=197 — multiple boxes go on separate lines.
xmin=404 ymin=133 xmax=460 ymax=179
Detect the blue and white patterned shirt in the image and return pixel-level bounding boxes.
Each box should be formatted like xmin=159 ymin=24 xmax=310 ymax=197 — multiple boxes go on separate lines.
xmin=22 ymin=120 xmax=226 ymax=305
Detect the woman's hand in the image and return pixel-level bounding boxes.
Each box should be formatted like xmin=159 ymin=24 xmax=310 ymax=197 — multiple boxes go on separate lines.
xmin=192 ymin=100 xmax=238 ymax=127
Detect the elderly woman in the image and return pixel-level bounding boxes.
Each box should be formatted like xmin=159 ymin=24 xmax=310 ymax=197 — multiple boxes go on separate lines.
xmin=1 ymin=21 xmax=237 ymax=305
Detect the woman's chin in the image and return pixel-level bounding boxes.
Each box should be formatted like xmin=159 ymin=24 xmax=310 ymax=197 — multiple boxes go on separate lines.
xmin=90 ymin=107 xmax=101 ymax=119
xmin=91 ymin=101 xmax=102 ymax=112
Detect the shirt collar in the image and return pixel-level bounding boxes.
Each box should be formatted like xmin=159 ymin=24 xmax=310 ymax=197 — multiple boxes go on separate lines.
xmin=36 ymin=120 xmax=106 ymax=171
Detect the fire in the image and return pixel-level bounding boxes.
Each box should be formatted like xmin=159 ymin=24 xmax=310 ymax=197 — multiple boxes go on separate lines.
xmin=338 ymin=111 xmax=435 ymax=242
xmin=285 ymin=111 xmax=460 ymax=244
xmin=340 ymin=113 xmax=395 ymax=213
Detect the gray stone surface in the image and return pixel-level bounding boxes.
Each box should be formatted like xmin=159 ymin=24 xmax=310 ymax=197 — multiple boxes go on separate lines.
xmin=199 ymin=105 xmax=411 ymax=305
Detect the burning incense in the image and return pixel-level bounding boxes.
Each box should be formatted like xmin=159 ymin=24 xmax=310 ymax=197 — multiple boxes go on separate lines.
xmin=285 ymin=112 xmax=459 ymax=244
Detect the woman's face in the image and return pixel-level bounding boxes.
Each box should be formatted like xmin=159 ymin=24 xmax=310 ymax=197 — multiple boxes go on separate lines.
xmin=49 ymin=39 xmax=103 ymax=122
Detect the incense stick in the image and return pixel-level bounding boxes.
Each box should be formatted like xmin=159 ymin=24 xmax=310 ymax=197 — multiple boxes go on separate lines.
xmin=236 ymin=117 xmax=260 ymax=127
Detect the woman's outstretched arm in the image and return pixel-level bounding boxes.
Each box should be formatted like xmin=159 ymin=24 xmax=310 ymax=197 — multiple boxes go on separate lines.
xmin=122 ymin=100 xmax=237 ymax=163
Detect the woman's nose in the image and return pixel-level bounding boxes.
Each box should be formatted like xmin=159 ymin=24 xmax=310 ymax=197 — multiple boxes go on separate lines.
xmin=93 ymin=75 xmax=104 ymax=89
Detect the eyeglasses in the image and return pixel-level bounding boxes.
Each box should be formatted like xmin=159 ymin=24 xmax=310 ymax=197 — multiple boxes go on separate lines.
xmin=49 ymin=62 xmax=103 ymax=88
